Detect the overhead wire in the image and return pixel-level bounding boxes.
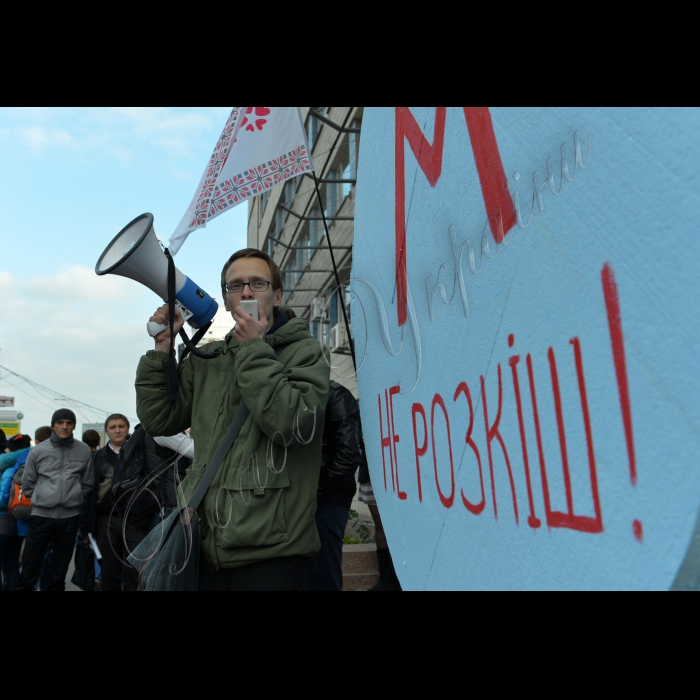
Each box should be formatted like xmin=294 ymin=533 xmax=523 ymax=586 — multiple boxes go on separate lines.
xmin=0 ymin=375 xmax=57 ymax=413
xmin=0 ymin=374 xmax=94 ymax=424
xmin=0 ymin=364 xmax=137 ymax=425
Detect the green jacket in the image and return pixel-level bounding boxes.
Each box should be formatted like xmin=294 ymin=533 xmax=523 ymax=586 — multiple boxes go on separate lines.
xmin=135 ymin=317 xmax=330 ymax=569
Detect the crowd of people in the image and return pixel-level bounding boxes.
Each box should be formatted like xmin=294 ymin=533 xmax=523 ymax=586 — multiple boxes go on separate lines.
xmin=0 ymin=246 xmax=403 ymax=592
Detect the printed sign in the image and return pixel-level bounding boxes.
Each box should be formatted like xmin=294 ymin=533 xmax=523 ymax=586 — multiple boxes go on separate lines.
xmin=352 ymin=108 xmax=700 ymax=590
xmin=0 ymin=397 xmax=14 ymax=407
xmin=0 ymin=422 xmax=20 ymax=438
xmin=82 ymin=423 xmax=106 ymax=448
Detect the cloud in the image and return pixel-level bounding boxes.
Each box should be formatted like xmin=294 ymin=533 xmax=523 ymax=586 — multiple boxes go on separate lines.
xmin=110 ymin=107 xmax=213 ymax=134
xmin=22 ymin=264 xmax=141 ymax=303
xmin=1 ymin=106 xmax=230 ymax=165
xmin=17 ymin=126 xmax=73 ymax=154
xmin=0 ymin=264 xmax=160 ymax=430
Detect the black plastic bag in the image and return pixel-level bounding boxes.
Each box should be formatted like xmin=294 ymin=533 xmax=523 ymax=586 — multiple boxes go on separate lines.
xmin=127 ymin=508 xmax=200 ymax=591
xmin=71 ymin=541 xmax=96 ymax=591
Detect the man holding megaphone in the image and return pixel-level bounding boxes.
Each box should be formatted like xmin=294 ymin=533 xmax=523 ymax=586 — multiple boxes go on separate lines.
xmin=134 ymin=248 xmax=330 ymax=591
xmin=149 ymin=253 xmax=277 ymax=352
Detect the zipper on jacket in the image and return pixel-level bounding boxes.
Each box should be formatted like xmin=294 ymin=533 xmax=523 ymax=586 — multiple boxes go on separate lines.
xmin=59 ymin=443 xmax=65 ymax=506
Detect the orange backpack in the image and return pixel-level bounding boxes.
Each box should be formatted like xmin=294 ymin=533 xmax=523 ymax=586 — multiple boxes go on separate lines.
xmin=8 ymin=468 xmax=32 ymax=521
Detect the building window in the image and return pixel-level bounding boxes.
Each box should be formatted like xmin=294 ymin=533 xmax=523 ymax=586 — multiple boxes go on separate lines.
xmin=298 ymin=230 xmax=310 ymax=269
xmin=325 ymin=170 xmax=339 ymax=219
xmin=267 ymin=235 xmax=275 ymax=258
xmin=312 ymin=319 xmax=329 ymax=345
xmin=295 ymin=238 xmax=305 ymax=282
xmin=261 ymin=190 xmax=269 ymax=212
xmin=342 ymin=159 xmax=353 ymax=199
xmin=285 ymin=179 xmax=296 ymax=205
xmin=342 ymin=122 xmax=360 ymax=199
xmin=345 ymin=286 xmax=352 ymax=329
xmin=330 ymin=290 xmax=338 ymax=329
xmin=284 ymin=259 xmax=295 ymax=299
xmin=349 ymin=119 xmax=360 ymax=178
xmin=306 ymin=112 xmax=319 ymax=152
xmin=275 ymin=207 xmax=285 ymax=236
xmin=309 ymin=209 xmax=320 ymax=251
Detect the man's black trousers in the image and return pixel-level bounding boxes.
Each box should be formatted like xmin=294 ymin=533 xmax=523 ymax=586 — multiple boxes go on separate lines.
xmin=16 ymin=515 xmax=79 ymax=592
xmin=310 ymin=502 xmax=350 ymax=591
xmin=96 ymin=514 xmax=151 ymax=592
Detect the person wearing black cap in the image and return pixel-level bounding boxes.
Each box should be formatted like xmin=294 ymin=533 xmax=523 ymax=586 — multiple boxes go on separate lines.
xmin=0 ymin=429 xmax=7 ymax=454
xmin=15 ymin=409 xmax=93 ymax=592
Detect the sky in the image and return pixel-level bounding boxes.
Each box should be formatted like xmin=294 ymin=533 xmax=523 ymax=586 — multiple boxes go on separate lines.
xmin=0 ymin=107 xmax=250 ymax=437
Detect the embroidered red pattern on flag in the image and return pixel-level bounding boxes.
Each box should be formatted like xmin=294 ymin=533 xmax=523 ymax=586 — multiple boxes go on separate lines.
xmin=188 ymin=107 xmax=241 ymax=229
xmin=210 ymin=145 xmax=311 ymax=213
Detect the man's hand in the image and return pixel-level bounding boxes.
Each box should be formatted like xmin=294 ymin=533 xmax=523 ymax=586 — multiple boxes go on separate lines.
xmin=233 ymin=302 xmax=268 ymax=344
xmin=150 ymin=304 xmax=185 ymax=353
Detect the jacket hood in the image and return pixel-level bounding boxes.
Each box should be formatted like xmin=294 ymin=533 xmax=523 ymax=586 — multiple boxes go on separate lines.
xmin=0 ymin=450 xmax=20 ymax=475
xmin=14 ymin=447 xmax=30 ymax=465
xmin=267 ymin=317 xmax=312 ymax=347
xmin=0 ymin=447 xmax=29 ymax=478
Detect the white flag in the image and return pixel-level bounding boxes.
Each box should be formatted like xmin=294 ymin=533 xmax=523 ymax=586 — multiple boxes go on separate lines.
xmin=169 ymin=107 xmax=313 ymax=254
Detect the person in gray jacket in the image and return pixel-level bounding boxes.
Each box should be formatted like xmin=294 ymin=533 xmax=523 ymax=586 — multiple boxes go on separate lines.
xmin=16 ymin=409 xmax=93 ymax=591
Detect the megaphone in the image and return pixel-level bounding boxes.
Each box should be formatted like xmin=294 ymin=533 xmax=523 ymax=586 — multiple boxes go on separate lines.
xmin=96 ymin=213 xmax=218 ymax=337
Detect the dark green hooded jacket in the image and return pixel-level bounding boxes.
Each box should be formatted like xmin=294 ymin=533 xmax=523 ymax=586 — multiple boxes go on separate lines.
xmin=135 ymin=317 xmax=330 ymax=569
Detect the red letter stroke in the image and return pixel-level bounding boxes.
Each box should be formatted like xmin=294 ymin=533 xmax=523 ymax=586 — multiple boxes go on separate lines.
xmin=378 ymin=392 xmax=392 ymax=491
xmin=395 ymin=107 xmax=446 ymax=327
xmin=528 ymin=347 xmax=603 ymax=533
xmin=431 ymin=393 xmax=455 ymax=508
xmin=394 ymin=107 xmax=515 ymax=326
xmin=388 ymin=385 xmax=406 ymax=500
xmin=481 ymin=365 xmax=519 ymax=524
xmin=509 ymin=355 xmax=541 ymax=529
xmin=454 ymin=381 xmax=486 ymax=515
xmin=411 ymin=402 xmax=428 ymax=502
xmin=601 ymin=262 xmax=637 ymax=487
xmin=463 ymin=108 xmax=516 ymax=245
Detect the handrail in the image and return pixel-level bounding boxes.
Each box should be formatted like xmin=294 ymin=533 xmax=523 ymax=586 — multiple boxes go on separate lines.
xmin=277 ymin=202 xmax=353 ymax=221
xmin=309 ymin=109 xmax=361 ymax=134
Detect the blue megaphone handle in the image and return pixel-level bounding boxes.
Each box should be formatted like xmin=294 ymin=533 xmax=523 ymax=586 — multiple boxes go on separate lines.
xmin=176 ymin=277 xmax=218 ymax=328
xmin=146 ymin=277 xmax=218 ymax=338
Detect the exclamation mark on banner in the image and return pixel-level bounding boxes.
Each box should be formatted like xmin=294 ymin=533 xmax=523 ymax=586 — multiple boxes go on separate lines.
xmin=602 ymin=263 xmax=642 ymax=542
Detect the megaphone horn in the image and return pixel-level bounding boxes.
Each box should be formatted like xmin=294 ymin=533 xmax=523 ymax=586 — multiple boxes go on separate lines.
xmin=96 ymin=213 xmax=218 ymax=337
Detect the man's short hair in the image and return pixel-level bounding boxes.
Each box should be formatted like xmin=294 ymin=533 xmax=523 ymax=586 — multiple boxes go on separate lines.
xmin=221 ymin=248 xmax=283 ymax=297
xmin=82 ymin=429 xmax=101 ymax=449
xmin=34 ymin=426 xmax=52 ymax=444
xmin=105 ymin=413 xmax=130 ymax=430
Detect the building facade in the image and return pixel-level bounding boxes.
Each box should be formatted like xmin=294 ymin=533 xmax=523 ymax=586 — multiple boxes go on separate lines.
xmin=246 ymin=107 xmax=362 ymax=397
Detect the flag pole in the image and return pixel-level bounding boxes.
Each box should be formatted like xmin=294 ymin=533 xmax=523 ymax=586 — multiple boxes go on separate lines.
xmin=311 ymin=171 xmax=357 ymax=374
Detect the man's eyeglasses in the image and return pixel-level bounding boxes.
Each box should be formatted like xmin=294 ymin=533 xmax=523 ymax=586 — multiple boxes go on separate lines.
xmin=224 ymin=280 xmax=271 ymax=294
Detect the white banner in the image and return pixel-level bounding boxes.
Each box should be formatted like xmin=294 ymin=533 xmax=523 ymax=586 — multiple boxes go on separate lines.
xmin=170 ymin=107 xmax=313 ymax=254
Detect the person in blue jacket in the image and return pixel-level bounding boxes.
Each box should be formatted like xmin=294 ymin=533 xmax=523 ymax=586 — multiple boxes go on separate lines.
xmin=0 ymin=434 xmax=31 ymax=591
